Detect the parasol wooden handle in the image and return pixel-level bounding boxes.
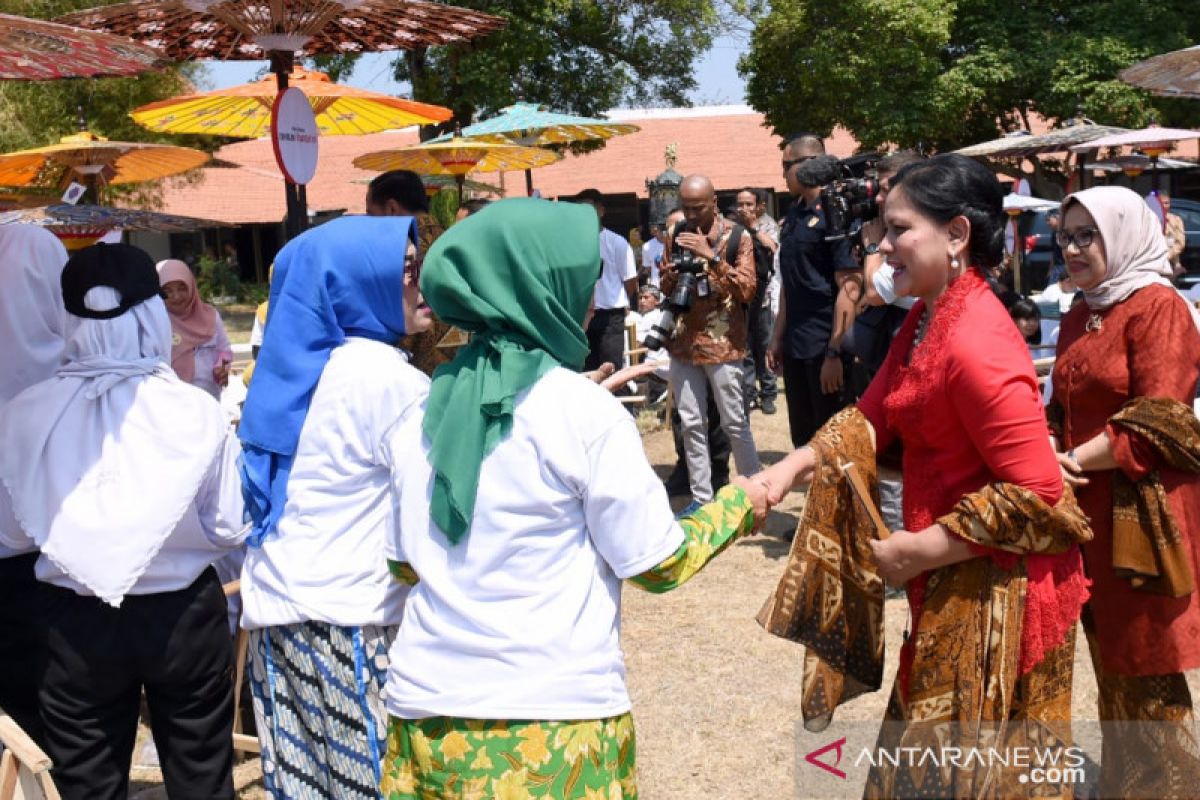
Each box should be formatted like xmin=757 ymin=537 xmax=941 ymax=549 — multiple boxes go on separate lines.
xmin=841 ymin=462 xmax=891 ymax=540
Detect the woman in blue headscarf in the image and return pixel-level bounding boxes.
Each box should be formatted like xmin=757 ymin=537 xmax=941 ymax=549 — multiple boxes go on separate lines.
xmin=237 ymin=215 xmax=432 ymax=800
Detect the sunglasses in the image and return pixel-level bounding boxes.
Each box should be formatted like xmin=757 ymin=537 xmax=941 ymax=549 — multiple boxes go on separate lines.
xmin=782 ymin=155 xmax=815 ymax=173
xmin=404 ymin=253 xmax=422 ymax=283
xmin=1055 ymin=227 xmax=1098 ymax=250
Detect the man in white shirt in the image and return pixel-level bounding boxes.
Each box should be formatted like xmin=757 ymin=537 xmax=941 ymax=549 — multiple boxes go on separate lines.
xmin=577 ymin=189 xmax=638 ymax=372
xmin=642 ymin=224 xmax=666 ymax=286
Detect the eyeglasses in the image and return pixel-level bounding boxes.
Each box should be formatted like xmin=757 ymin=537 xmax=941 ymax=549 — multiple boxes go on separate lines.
xmin=782 ymin=155 xmax=814 ymax=173
xmin=1055 ymin=227 xmax=1099 ymax=250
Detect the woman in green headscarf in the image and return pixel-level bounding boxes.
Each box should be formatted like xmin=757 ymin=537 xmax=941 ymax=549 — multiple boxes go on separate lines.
xmin=379 ymin=198 xmax=768 ymax=799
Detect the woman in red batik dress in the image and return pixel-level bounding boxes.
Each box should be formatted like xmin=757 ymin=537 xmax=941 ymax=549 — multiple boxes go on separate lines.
xmin=1050 ymin=185 xmax=1200 ymax=800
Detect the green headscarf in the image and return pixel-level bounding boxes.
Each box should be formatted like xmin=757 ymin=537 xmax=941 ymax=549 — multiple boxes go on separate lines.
xmin=420 ymin=198 xmax=599 ymax=544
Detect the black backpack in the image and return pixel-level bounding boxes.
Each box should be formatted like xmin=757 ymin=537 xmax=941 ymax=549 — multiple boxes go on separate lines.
xmin=724 ymin=225 xmax=774 ymax=288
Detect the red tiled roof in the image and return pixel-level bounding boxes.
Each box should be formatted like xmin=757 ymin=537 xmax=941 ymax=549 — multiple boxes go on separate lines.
xmin=151 ymin=106 xmax=1196 ymax=225
xmin=151 ymin=107 xmax=859 ymax=224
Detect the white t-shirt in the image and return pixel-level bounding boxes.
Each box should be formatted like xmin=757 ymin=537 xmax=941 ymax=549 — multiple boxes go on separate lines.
xmin=240 ymin=338 xmax=429 ymax=630
xmin=642 ymin=238 xmax=664 ymax=286
xmin=383 ymin=367 xmax=684 ymax=720
xmin=594 ymin=228 xmax=637 ymax=310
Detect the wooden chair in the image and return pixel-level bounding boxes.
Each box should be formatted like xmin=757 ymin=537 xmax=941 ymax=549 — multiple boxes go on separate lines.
xmin=221 ymin=580 xmax=260 ymax=755
xmin=0 ymin=711 xmax=60 ymax=800
xmin=619 ymin=320 xmax=649 ymax=407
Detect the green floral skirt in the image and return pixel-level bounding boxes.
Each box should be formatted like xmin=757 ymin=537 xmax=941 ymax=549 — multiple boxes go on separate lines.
xmin=381 ymin=713 xmax=637 ymax=799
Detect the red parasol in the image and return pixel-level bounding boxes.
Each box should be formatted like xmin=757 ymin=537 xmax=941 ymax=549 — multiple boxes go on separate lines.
xmin=0 ymin=12 xmax=163 ymax=80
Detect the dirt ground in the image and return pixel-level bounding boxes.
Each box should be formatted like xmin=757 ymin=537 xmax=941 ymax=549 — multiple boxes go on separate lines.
xmin=128 ymin=399 xmax=1200 ymax=799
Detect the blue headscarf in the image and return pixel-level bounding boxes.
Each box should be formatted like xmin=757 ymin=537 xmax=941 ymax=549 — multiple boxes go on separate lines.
xmin=238 ymin=215 xmax=415 ymax=544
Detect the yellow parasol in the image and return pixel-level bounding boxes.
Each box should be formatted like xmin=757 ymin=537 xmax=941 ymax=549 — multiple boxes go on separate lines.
xmin=0 ymin=130 xmax=209 ymax=195
xmin=130 ymin=68 xmax=452 ymax=138
xmin=353 ymin=136 xmax=560 ymax=199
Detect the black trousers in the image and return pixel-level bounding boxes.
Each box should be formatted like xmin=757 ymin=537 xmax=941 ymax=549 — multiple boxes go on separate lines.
xmin=741 ymin=285 xmax=778 ymax=407
xmin=585 ymin=307 xmax=627 ymax=372
xmin=37 ymin=567 xmax=235 ymax=800
xmin=670 ymin=386 xmax=731 ymax=481
xmin=781 ymin=354 xmax=852 ymax=448
xmin=0 ymin=552 xmax=45 ymax=747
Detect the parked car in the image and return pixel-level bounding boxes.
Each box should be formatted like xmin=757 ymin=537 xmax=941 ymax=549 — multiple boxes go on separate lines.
xmin=1170 ymin=197 xmax=1200 ymax=278
xmin=1022 ymin=198 xmax=1200 ymax=292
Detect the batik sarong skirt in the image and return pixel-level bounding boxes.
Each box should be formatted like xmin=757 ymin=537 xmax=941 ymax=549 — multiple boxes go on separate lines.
xmin=380 ymin=713 xmax=637 ymax=799
xmin=248 ymin=621 xmax=395 ymax=800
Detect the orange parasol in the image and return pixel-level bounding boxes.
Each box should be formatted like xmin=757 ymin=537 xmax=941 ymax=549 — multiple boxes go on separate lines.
xmin=130 ymin=68 xmax=452 ymax=138
xmin=353 ymin=136 xmax=560 ymax=199
xmin=0 ymin=130 xmax=209 ymax=195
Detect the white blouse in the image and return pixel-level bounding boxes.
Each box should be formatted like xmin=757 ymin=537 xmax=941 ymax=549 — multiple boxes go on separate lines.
xmin=239 ymin=338 xmax=430 ymax=630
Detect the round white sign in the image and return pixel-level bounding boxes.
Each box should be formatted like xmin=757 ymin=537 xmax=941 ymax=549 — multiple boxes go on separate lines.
xmin=271 ymin=87 xmax=318 ymax=185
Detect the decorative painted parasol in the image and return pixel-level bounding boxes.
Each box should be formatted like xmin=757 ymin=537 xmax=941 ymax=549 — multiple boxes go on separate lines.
xmin=60 ymin=0 xmax=505 ymax=236
xmin=57 ymin=0 xmax=505 ymax=70
xmin=449 ymin=101 xmax=639 ymax=195
xmin=1070 ymin=125 xmax=1200 ymax=190
xmin=354 ymin=136 xmax=560 ymax=199
xmin=0 ymin=130 xmax=209 ymax=197
xmin=1120 ymin=45 xmax=1200 ymax=101
xmin=0 ymin=203 xmax=229 ymax=249
xmin=1088 ymin=154 xmax=1198 ymax=176
xmin=0 ymin=12 xmax=163 ymax=80
xmin=130 ymin=68 xmax=452 ymax=138
xmin=955 ymin=123 xmax=1129 ymax=159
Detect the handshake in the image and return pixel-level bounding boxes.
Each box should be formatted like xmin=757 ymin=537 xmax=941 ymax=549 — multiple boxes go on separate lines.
xmin=727 ymin=449 xmax=814 ymax=532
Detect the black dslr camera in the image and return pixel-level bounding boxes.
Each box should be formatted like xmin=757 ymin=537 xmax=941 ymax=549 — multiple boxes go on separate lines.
xmin=820 ymin=153 xmax=882 ymax=242
xmin=643 ymin=233 xmax=708 ymax=351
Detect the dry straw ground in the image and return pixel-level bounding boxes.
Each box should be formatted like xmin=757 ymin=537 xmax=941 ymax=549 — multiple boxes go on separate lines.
xmin=130 ymin=402 xmax=1200 ymax=799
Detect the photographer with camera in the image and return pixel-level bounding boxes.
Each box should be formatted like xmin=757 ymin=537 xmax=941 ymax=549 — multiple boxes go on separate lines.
xmin=768 ymin=139 xmax=862 ymax=448
xmin=658 ymin=175 xmax=762 ymax=512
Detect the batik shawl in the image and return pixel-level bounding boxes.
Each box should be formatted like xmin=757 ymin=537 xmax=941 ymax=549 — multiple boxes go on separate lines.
xmin=1108 ymin=396 xmax=1200 ymax=597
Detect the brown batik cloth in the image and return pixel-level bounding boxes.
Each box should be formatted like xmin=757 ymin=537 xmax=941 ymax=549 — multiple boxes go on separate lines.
xmin=1082 ymin=612 xmax=1200 ymax=800
xmin=1108 ymin=397 xmax=1200 ymax=598
xmin=760 ymin=407 xmax=1094 ymax=799
xmin=757 ymin=406 xmax=886 ymax=733
xmin=400 ymin=214 xmax=462 ymax=376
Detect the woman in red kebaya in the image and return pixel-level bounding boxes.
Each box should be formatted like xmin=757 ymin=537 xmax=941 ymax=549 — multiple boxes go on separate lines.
xmin=1051 ymin=185 xmax=1200 ymax=799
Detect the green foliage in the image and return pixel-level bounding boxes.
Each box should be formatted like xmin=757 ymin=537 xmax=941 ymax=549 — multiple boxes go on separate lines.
xmin=238 ymin=281 xmax=270 ymax=306
xmin=392 ymin=0 xmax=719 ymax=138
xmin=741 ymin=0 xmax=1200 ymax=153
xmin=0 ymin=1 xmax=220 ymax=154
xmin=429 ymin=186 xmax=460 ymax=230
xmin=196 ymin=255 xmax=240 ymax=301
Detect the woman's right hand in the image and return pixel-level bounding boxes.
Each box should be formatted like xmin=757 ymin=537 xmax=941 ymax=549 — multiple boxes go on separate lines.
xmin=1056 ymin=451 xmax=1089 ymax=487
xmin=751 ymin=447 xmax=816 ymax=505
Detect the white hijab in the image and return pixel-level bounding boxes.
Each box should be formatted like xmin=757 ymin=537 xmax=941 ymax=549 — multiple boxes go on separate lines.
xmin=1063 ymin=186 xmax=1174 ymax=310
xmin=0 ymin=226 xmax=69 ymax=402
xmin=0 ymin=288 xmax=225 ymax=606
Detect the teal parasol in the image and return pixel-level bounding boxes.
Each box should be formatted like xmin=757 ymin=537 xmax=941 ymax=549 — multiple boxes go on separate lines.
xmin=450 ymin=102 xmax=639 ymax=195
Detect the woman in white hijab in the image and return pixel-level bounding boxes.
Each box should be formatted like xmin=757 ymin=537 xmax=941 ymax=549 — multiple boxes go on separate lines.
xmin=0 ymin=225 xmax=68 ymax=746
xmin=1049 ymin=185 xmax=1200 ymax=798
xmin=0 ymin=243 xmax=247 ymax=800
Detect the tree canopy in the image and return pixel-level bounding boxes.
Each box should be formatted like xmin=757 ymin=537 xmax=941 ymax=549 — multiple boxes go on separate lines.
xmin=390 ymin=0 xmax=721 ymax=138
xmin=740 ymin=0 xmax=1200 ymax=153
xmin=0 ymin=1 xmax=210 ymax=156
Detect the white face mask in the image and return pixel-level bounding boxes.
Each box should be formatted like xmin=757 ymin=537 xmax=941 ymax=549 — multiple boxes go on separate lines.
xmin=873 ymin=261 xmax=917 ymax=309
xmin=873 ymin=260 xmax=898 ymax=304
